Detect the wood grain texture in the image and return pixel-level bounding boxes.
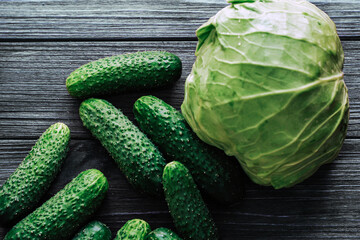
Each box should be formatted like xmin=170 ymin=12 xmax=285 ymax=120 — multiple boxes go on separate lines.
xmin=1 ymin=138 xmax=360 ymax=239
xmin=0 ymin=0 xmax=359 ymax=40
xmin=0 ymin=41 xmax=359 ymax=139
xmin=1 ymin=0 xmax=360 ymax=239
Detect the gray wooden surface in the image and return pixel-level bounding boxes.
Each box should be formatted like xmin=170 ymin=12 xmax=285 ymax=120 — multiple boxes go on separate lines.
xmin=1 ymin=0 xmax=360 ymax=239
xmin=1 ymin=0 xmax=360 ymax=39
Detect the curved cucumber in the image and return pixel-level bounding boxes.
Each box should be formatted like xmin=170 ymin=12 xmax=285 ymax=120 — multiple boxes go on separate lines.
xmin=163 ymin=161 xmax=218 ymax=240
xmin=4 ymin=169 xmax=109 ymax=240
xmin=79 ymin=98 xmax=166 ymax=197
xmin=72 ymin=221 xmax=111 ymax=240
xmin=114 ymin=219 xmax=151 ymax=240
xmin=133 ymin=95 xmax=244 ymax=204
xmin=0 ymin=122 xmax=70 ymax=223
xmin=145 ymin=228 xmax=182 ymax=240
xmin=66 ymin=51 xmax=182 ymax=98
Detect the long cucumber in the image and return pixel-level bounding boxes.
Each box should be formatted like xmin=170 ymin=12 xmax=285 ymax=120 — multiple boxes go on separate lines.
xmin=0 ymin=122 xmax=70 ymax=223
xmin=133 ymin=95 xmax=244 ymax=204
xmin=66 ymin=51 xmax=182 ymax=98
xmin=79 ymin=98 xmax=166 ymax=197
xmin=163 ymin=161 xmax=218 ymax=240
xmin=4 ymin=169 xmax=109 ymax=240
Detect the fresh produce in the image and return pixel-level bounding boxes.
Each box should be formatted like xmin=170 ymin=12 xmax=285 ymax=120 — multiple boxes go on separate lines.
xmin=66 ymin=51 xmax=182 ymax=98
xmin=134 ymin=95 xmax=243 ymax=204
xmin=79 ymin=98 xmax=166 ymax=197
xmin=114 ymin=219 xmax=151 ymax=240
xmin=72 ymin=221 xmax=112 ymax=240
xmin=181 ymin=0 xmax=349 ymax=189
xmin=145 ymin=228 xmax=182 ymax=240
xmin=4 ymin=169 xmax=109 ymax=240
xmin=0 ymin=122 xmax=70 ymax=223
xmin=162 ymin=161 xmax=218 ymax=240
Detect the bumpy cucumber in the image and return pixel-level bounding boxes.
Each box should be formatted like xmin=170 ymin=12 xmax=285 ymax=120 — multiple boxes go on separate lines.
xmin=133 ymin=95 xmax=244 ymax=204
xmin=0 ymin=122 xmax=70 ymax=223
xmin=163 ymin=161 xmax=218 ymax=240
xmin=145 ymin=228 xmax=182 ymax=240
xmin=72 ymin=221 xmax=111 ymax=240
xmin=4 ymin=169 xmax=109 ymax=240
xmin=79 ymin=98 xmax=166 ymax=197
xmin=66 ymin=51 xmax=182 ymax=98
xmin=114 ymin=219 xmax=151 ymax=240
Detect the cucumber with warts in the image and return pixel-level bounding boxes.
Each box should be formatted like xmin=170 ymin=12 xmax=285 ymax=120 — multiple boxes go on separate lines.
xmin=114 ymin=219 xmax=151 ymax=240
xmin=79 ymin=98 xmax=166 ymax=197
xmin=72 ymin=221 xmax=111 ymax=240
xmin=4 ymin=169 xmax=109 ymax=240
xmin=133 ymin=95 xmax=244 ymax=204
xmin=145 ymin=228 xmax=182 ymax=240
xmin=163 ymin=161 xmax=218 ymax=240
xmin=66 ymin=51 xmax=182 ymax=98
xmin=0 ymin=122 xmax=70 ymax=223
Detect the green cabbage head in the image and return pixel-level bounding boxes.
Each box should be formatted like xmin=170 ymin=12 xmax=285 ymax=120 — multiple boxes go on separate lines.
xmin=181 ymin=0 xmax=349 ymax=189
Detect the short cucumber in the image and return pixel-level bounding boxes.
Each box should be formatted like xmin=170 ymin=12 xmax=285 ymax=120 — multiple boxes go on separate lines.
xmin=163 ymin=161 xmax=218 ymax=240
xmin=0 ymin=122 xmax=70 ymax=223
xmin=79 ymin=98 xmax=166 ymax=197
xmin=72 ymin=221 xmax=111 ymax=240
xmin=114 ymin=219 xmax=151 ymax=240
xmin=66 ymin=51 xmax=182 ymax=98
xmin=133 ymin=95 xmax=244 ymax=204
xmin=145 ymin=228 xmax=182 ymax=240
xmin=4 ymin=169 xmax=109 ymax=240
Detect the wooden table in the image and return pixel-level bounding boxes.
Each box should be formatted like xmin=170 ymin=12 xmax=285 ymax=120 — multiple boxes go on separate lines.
xmin=1 ymin=0 xmax=359 ymax=239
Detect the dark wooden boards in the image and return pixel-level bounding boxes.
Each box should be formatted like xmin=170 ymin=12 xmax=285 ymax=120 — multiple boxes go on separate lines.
xmin=0 ymin=0 xmax=359 ymax=40
xmin=1 ymin=138 xmax=360 ymax=239
xmin=1 ymin=41 xmax=359 ymax=139
xmin=1 ymin=0 xmax=360 ymax=239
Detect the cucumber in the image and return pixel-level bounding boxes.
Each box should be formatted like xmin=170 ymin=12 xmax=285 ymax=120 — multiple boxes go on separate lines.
xmin=66 ymin=51 xmax=182 ymax=98
xmin=0 ymin=122 xmax=70 ymax=223
xmin=162 ymin=161 xmax=218 ymax=240
xmin=72 ymin=221 xmax=111 ymax=240
xmin=145 ymin=228 xmax=182 ymax=240
xmin=114 ymin=219 xmax=151 ymax=240
xmin=79 ymin=98 xmax=166 ymax=197
xmin=133 ymin=95 xmax=244 ymax=204
xmin=4 ymin=169 xmax=109 ymax=240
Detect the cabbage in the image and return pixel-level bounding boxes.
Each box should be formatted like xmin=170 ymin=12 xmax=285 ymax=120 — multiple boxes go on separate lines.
xmin=181 ymin=0 xmax=349 ymax=188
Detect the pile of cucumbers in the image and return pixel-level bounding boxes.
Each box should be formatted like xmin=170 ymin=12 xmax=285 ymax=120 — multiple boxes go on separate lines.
xmin=0 ymin=51 xmax=244 ymax=240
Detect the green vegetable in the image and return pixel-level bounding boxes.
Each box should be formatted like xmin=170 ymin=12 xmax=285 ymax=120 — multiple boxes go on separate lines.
xmin=79 ymin=98 xmax=166 ymax=197
xmin=66 ymin=51 xmax=182 ymax=98
xmin=181 ymin=0 xmax=349 ymax=189
xmin=145 ymin=228 xmax=182 ymax=240
xmin=0 ymin=122 xmax=70 ymax=223
xmin=114 ymin=219 xmax=151 ymax=240
xmin=163 ymin=161 xmax=218 ymax=240
xmin=134 ymin=95 xmax=243 ymax=204
xmin=4 ymin=169 xmax=109 ymax=240
xmin=72 ymin=221 xmax=111 ymax=240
